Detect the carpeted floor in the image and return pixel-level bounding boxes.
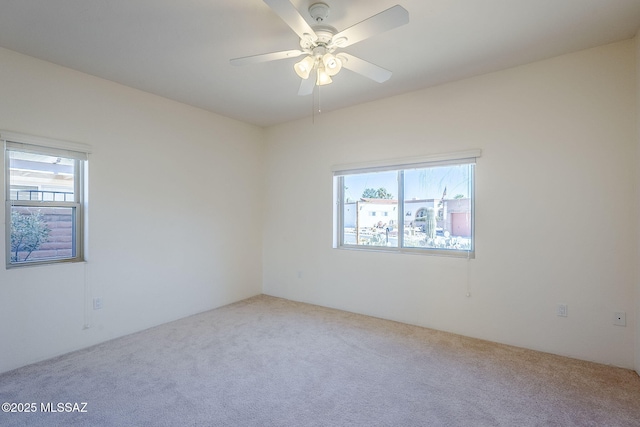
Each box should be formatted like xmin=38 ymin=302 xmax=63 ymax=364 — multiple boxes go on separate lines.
xmin=1 ymin=294 xmax=639 ymax=426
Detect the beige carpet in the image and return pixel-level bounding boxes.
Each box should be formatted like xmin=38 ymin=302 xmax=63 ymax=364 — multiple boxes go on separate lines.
xmin=1 ymin=294 xmax=639 ymax=426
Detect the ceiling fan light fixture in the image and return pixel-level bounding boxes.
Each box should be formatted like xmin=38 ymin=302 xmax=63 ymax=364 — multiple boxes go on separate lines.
xmin=316 ymin=65 xmax=333 ymax=86
xmin=322 ymin=53 xmax=342 ymax=76
xmin=294 ymin=55 xmax=315 ymax=79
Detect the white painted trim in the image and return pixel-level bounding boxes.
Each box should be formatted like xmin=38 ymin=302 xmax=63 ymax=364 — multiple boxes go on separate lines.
xmin=1 ymin=131 xmax=92 ymax=155
xmin=331 ymin=149 xmax=481 ymax=175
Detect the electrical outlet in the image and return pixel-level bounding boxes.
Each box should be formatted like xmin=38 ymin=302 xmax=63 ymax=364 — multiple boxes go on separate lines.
xmin=614 ymin=312 xmax=626 ymax=326
xmin=93 ymin=297 xmax=103 ymax=310
xmin=557 ymin=304 xmax=568 ymax=317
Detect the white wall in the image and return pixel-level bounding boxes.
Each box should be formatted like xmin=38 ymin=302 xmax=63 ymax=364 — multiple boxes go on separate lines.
xmin=263 ymin=40 xmax=638 ymax=368
xmin=0 ymin=48 xmax=264 ymax=374
xmin=1 ymin=37 xmax=637 ymax=374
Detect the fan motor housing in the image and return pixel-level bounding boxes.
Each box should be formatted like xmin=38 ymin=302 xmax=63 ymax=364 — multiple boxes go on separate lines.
xmin=313 ymin=25 xmax=337 ymax=44
xmin=299 ymin=24 xmax=336 ymax=50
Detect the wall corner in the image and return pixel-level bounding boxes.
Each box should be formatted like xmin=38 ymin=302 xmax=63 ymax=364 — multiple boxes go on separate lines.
xmin=635 ymin=28 xmax=640 ymax=376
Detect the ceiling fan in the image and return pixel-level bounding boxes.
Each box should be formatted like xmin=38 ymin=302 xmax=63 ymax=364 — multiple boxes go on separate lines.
xmin=230 ymin=0 xmax=409 ymax=96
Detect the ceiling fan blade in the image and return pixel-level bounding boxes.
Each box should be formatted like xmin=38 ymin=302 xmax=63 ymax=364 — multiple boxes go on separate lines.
xmin=264 ymin=0 xmax=317 ymax=41
xmin=338 ymin=53 xmax=392 ymax=83
xmin=298 ymin=72 xmax=316 ymax=96
xmin=230 ymin=49 xmax=305 ymax=66
xmin=332 ymin=5 xmax=408 ymax=48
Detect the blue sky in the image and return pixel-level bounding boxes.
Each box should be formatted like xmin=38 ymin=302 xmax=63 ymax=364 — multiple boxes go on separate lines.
xmin=343 ymin=165 xmax=471 ymax=202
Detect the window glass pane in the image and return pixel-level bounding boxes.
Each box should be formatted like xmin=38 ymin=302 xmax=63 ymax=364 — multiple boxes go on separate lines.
xmin=343 ymin=171 xmax=398 ymax=247
xmin=10 ymin=206 xmax=76 ymax=263
xmin=9 ymin=151 xmax=75 ymax=202
xmin=403 ymin=164 xmax=472 ymax=251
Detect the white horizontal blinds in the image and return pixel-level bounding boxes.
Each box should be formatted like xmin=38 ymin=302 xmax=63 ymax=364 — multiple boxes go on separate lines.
xmin=332 ymin=149 xmax=481 ymax=176
xmin=3 ymin=132 xmax=90 ymax=161
xmin=6 ymin=141 xmax=87 ymax=161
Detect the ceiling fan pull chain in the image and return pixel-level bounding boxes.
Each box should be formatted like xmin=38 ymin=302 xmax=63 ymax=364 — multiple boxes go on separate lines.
xmin=311 ymin=86 xmax=315 ymax=124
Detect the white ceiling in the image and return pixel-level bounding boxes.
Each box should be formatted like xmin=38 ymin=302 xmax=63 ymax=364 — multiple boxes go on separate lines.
xmin=0 ymin=0 xmax=639 ymax=127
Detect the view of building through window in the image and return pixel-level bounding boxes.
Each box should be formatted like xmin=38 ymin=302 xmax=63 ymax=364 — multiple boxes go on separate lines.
xmin=339 ymin=163 xmax=474 ymax=254
xmin=7 ymin=148 xmax=82 ymax=265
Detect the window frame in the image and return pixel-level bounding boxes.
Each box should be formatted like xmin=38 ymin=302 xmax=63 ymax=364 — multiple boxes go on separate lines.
xmin=3 ymin=132 xmax=89 ymax=268
xmin=333 ymin=150 xmax=479 ymax=258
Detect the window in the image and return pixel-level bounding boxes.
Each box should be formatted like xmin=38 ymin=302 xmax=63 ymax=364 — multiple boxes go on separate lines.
xmin=333 ymin=150 xmax=479 ymax=257
xmin=4 ymin=132 xmax=89 ymax=267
